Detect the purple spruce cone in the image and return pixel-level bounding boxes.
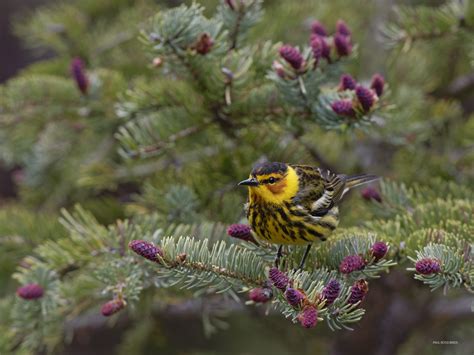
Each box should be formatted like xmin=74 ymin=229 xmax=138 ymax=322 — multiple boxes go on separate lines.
xmin=269 ymin=267 xmax=289 ymax=290
xmin=334 ymin=34 xmax=352 ymax=57
xmin=279 ymin=45 xmax=304 ymax=70
xmin=17 ymin=283 xmax=44 ymax=300
xmin=371 ymin=73 xmax=385 ymax=97
xmin=321 ymin=279 xmax=341 ymax=305
xmin=415 ymin=258 xmax=441 ymax=275
xmin=70 ymin=57 xmax=89 ymax=95
xmin=285 ymin=287 xmax=305 ymax=307
xmin=339 ymin=74 xmax=357 ymax=91
xmin=227 ymin=224 xmax=254 ymax=242
xmin=101 ymin=299 xmax=125 ymax=316
xmin=348 ymin=279 xmax=369 ymax=304
xmin=129 ymin=240 xmax=163 ymax=263
xmin=371 ymin=241 xmax=388 ymax=261
xmin=355 ymin=85 xmax=375 ymax=112
xmin=249 ymin=287 xmax=273 ymax=303
xmin=361 ymin=186 xmax=382 ymax=203
xmin=298 ymin=306 xmax=318 ymax=328
xmin=336 ymin=19 xmax=351 ymax=37
xmin=311 ymin=20 xmax=327 ymax=37
xmin=339 ymin=255 xmax=366 ymax=274
xmin=331 ymin=100 xmax=355 ymax=117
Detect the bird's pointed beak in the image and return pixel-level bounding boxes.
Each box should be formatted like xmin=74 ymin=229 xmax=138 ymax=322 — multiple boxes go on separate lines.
xmin=238 ymin=177 xmax=259 ymax=187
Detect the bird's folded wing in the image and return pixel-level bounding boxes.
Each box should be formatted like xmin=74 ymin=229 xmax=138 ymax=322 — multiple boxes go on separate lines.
xmin=310 ymin=169 xmax=347 ymax=216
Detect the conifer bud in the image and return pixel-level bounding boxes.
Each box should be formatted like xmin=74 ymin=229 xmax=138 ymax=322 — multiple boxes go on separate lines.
xmin=128 ymin=240 xmax=163 ymax=263
xmin=269 ymin=267 xmax=289 ymax=290
xmin=370 ymin=73 xmax=385 ymax=97
xmin=339 ymin=74 xmax=357 ymax=91
xmin=415 ymin=258 xmax=441 ymax=275
xmin=311 ymin=20 xmax=327 ymax=37
xmin=16 ymin=283 xmax=44 ymax=300
xmin=348 ymin=279 xmax=369 ymax=304
xmin=279 ymin=45 xmax=304 ymax=70
xmin=101 ymin=299 xmax=125 ymax=317
xmin=336 ymin=19 xmax=351 ymax=37
xmin=321 ymin=279 xmax=341 ymax=305
xmin=355 ymin=85 xmax=375 ymax=112
xmin=334 ymin=34 xmax=352 ymax=57
xmin=310 ymin=34 xmax=330 ymax=60
xmin=152 ymin=57 xmax=163 ymax=68
xmin=285 ymin=287 xmax=305 ymax=307
xmin=339 ymin=255 xmax=366 ymax=274
xmin=272 ymin=60 xmax=286 ymax=78
xmin=227 ymin=224 xmax=255 ymax=243
xmin=194 ymin=33 xmax=214 ymax=55
xmin=249 ymin=287 xmax=273 ymax=303
xmin=70 ymin=57 xmax=89 ymax=95
xmin=371 ymin=241 xmax=388 ymax=261
xmin=361 ymin=186 xmax=382 ymax=203
xmin=331 ymin=100 xmax=355 ymax=117
xmin=298 ymin=306 xmax=318 ymax=328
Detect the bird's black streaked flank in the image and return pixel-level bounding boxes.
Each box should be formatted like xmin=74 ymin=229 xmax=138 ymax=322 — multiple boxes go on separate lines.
xmin=239 ymin=161 xmax=379 ymax=268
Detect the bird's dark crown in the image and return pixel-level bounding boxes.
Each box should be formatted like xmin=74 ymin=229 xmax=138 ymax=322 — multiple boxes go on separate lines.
xmin=251 ymin=162 xmax=288 ymax=176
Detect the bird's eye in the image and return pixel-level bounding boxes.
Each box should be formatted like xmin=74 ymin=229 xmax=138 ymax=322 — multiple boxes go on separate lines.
xmin=268 ymin=177 xmax=276 ymax=184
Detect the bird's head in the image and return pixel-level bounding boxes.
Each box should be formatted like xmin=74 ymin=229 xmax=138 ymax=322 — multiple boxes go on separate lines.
xmin=238 ymin=162 xmax=299 ymax=204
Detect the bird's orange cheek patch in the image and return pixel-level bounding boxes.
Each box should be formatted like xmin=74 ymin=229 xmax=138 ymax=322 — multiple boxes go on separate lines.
xmin=267 ymin=181 xmax=286 ymax=194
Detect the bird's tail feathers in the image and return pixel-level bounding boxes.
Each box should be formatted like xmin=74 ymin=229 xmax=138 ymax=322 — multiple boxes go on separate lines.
xmin=345 ymin=174 xmax=379 ymax=190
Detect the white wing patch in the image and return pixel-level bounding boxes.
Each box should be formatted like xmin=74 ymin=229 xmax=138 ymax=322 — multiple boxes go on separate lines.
xmin=311 ymin=189 xmax=334 ymax=212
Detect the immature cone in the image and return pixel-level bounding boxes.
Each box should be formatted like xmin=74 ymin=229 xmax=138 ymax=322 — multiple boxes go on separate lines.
xmin=336 ymin=19 xmax=351 ymax=37
xmin=310 ymin=34 xmax=331 ymax=60
xmin=321 ymin=279 xmax=341 ymax=305
xmin=361 ymin=186 xmax=382 ymax=203
xmin=311 ymin=20 xmax=327 ymax=37
xmin=371 ymin=73 xmax=385 ymax=97
xmin=310 ymin=36 xmax=323 ymax=62
xmin=339 ymin=74 xmax=357 ymax=91
xmin=371 ymin=241 xmax=388 ymax=261
xmin=272 ymin=60 xmax=286 ymax=78
xmin=348 ymin=279 xmax=369 ymax=304
xmin=415 ymin=258 xmax=441 ymax=275
xmin=298 ymin=306 xmax=318 ymax=328
xmin=128 ymin=240 xmax=163 ymax=263
xmin=249 ymin=287 xmax=273 ymax=303
xmin=152 ymin=57 xmax=163 ymax=68
xmin=16 ymin=283 xmax=44 ymax=300
xmin=355 ymin=85 xmax=375 ymax=112
xmin=227 ymin=224 xmax=254 ymax=242
xmin=195 ymin=33 xmax=214 ymax=55
xmin=279 ymin=45 xmax=304 ymax=70
xmin=269 ymin=267 xmax=289 ymax=290
xmin=339 ymin=255 xmax=366 ymax=274
xmin=285 ymin=287 xmax=305 ymax=307
xmin=331 ymin=100 xmax=355 ymax=117
xmin=334 ymin=34 xmax=352 ymax=57
xmin=70 ymin=57 xmax=89 ymax=95
xmin=101 ymin=299 xmax=125 ymax=317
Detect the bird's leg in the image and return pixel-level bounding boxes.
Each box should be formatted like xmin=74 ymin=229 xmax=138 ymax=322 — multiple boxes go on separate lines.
xmin=298 ymin=244 xmax=312 ymax=270
xmin=274 ymin=245 xmax=284 ymax=267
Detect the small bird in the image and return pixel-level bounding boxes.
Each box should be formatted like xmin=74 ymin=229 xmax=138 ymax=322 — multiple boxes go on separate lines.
xmin=238 ymin=161 xmax=378 ymax=269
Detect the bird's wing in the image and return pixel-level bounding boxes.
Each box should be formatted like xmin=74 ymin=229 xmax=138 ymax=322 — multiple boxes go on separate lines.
xmin=291 ymin=165 xmax=347 ymax=217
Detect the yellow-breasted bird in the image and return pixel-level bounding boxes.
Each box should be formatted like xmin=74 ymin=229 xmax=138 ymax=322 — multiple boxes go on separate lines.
xmin=238 ymin=162 xmax=378 ymax=269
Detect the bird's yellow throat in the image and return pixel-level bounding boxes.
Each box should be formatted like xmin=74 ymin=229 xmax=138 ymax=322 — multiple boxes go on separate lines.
xmin=249 ymin=166 xmax=299 ymax=205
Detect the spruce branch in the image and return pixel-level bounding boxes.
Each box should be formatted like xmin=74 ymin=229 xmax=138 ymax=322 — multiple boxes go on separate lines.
xmin=408 ymin=243 xmax=470 ymax=293
xmin=149 ymin=237 xmax=269 ymax=294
